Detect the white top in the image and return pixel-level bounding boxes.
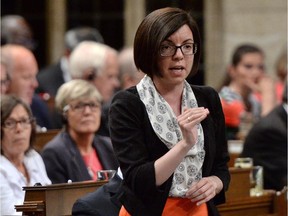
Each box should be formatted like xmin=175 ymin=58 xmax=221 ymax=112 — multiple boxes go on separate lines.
xmin=0 ymin=149 xmax=51 ymax=215
xmin=61 ymin=56 xmax=72 ymax=83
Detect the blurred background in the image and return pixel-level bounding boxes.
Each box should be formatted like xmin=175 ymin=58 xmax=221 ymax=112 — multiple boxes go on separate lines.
xmin=1 ymin=0 xmax=287 ymax=87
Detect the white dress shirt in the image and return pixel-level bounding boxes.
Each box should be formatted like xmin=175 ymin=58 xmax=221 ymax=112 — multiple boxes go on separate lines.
xmin=0 ymin=149 xmax=51 ymax=215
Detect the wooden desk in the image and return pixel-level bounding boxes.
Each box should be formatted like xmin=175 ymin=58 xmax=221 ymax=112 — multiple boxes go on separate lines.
xmin=15 ymin=180 xmax=106 ymax=216
xmin=218 ymin=191 xmax=274 ymax=216
xmin=217 ymin=167 xmax=275 ymax=216
xmin=16 ymin=168 xmax=280 ymax=216
xmin=225 ymin=167 xmax=251 ymax=200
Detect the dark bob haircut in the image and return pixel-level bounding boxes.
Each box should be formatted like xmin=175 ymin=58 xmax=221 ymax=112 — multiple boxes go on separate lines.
xmin=1 ymin=94 xmax=36 ymax=154
xmin=231 ymin=44 xmax=264 ymax=67
xmin=134 ymin=7 xmax=201 ymax=78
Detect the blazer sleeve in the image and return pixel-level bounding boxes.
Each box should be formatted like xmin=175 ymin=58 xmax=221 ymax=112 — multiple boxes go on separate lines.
xmin=72 ymin=199 xmax=101 ymax=216
xmin=41 ymin=141 xmax=69 ymax=184
xmin=194 ymin=86 xmax=230 ymax=205
xmin=109 ymin=90 xmax=164 ymax=201
xmin=208 ymin=87 xmax=230 ymax=189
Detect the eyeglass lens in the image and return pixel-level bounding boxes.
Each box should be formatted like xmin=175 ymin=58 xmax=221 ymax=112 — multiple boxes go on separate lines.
xmin=3 ymin=118 xmax=32 ymax=129
xmin=160 ymin=43 xmax=197 ymax=56
xmin=71 ymin=102 xmax=100 ymax=112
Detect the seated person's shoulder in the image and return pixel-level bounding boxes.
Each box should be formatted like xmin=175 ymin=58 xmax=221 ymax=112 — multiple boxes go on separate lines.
xmin=72 ymin=174 xmax=122 ymax=216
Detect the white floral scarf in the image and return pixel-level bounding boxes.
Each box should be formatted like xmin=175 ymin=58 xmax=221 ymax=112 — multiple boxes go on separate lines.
xmin=136 ymin=75 xmax=205 ymax=197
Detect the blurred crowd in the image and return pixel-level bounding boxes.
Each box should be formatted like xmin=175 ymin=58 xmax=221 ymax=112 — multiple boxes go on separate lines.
xmin=0 ymin=14 xmax=286 ymax=216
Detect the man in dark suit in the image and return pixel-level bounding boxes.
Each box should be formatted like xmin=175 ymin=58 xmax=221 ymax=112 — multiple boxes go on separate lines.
xmin=72 ymin=173 xmax=122 ymax=216
xmin=241 ymin=84 xmax=287 ymax=191
xmin=36 ymin=27 xmax=104 ymax=97
xmin=36 ymin=27 xmax=104 ymax=129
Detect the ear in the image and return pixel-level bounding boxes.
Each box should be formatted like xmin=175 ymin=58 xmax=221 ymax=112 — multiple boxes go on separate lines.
xmin=62 ymin=109 xmax=68 ymax=120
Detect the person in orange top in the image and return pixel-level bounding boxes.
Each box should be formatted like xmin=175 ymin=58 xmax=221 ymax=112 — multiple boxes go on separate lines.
xmin=274 ymin=49 xmax=287 ymax=104
xmin=109 ymin=7 xmax=230 ymax=216
xmin=219 ymin=44 xmax=276 ymax=139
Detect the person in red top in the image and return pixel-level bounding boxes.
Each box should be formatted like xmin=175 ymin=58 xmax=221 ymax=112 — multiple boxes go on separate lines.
xmin=41 ymin=79 xmax=118 ymax=183
xmin=274 ymin=49 xmax=287 ymax=104
xmin=219 ymin=44 xmax=276 ymax=139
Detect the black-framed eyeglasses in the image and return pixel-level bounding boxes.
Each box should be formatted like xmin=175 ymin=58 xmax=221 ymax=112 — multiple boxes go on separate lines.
xmin=63 ymin=102 xmax=100 ymax=113
xmin=3 ymin=117 xmax=34 ymax=129
xmin=160 ymin=43 xmax=197 ymax=57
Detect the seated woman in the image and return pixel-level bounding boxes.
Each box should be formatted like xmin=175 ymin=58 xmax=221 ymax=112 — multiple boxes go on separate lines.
xmin=0 ymin=95 xmax=51 ymax=216
xmin=41 ymin=79 xmax=118 ymax=183
xmin=218 ymin=44 xmax=276 ymax=139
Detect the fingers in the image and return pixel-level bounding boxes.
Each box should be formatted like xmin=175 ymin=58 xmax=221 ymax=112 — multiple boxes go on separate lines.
xmin=177 ymin=107 xmax=209 ymax=147
xmin=178 ymin=107 xmax=209 ymax=126
xmin=186 ymin=177 xmax=218 ymax=205
xmin=247 ymin=74 xmax=275 ymax=93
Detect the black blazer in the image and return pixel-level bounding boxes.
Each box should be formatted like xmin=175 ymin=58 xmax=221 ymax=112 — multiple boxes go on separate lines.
xmin=241 ymin=105 xmax=287 ymax=190
xmin=36 ymin=61 xmax=66 ymax=129
xmin=31 ymin=94 xmax=52 ymax=129
xmin=41 ymin=131 xmax=119 ymax=184
xmin=36 ymin=61 xmax=65 ymax=96
xmin=109 ymin=85 xmax=230 ymax=216
xmin=72 ymin=174 xmax=122 ymax=216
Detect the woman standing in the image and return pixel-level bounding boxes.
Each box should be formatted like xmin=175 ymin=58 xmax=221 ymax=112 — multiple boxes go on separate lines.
xmin=0 ymin=95 xmax=51 ymax=215
xmin=109 ymin=7 xmax=230 ymax=216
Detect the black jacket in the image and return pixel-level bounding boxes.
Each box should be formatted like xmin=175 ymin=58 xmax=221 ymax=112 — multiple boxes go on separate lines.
xmin=41 ymin=131 xmax=119 ymax=183
xmin=109 ymin=85 xmax=230 ymax=216
xmin=241 ymin=105 xmax=287 ymax=191
xmin=37 ymin=61 xmax=65 ymax=97
xmin=72 ymin=174 xmax=122 ymax=216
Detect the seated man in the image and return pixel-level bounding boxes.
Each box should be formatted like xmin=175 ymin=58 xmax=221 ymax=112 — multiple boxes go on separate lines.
xmin=1 ymin=44 xmax=52 ymax=130
xmin=240 ymin=84 xmax=287 ymax=191
xmin=72 ymin=170 xmax=122 ymax=216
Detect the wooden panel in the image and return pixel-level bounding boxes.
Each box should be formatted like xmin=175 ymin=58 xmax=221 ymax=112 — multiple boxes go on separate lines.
xmin=15 ymin=180 xmax=107 ymax=216
xmin=218 ymin=167 xmax=275 ymax=215
xmin=34 ymin=129 xmax=60 ymax=152
xmin=225 ymin=167 xmax=251 ymax=200
xmin=272 ymin=187 xmax=287 ymax=216
xmin=16 ymin=167 xmax=280 ymax=216
xmin=218 ymin=191 xmax=274 ymax=216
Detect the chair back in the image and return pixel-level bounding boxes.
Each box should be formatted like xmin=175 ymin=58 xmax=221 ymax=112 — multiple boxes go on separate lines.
xmin=34 ymin=129 xmax=60 ymax=152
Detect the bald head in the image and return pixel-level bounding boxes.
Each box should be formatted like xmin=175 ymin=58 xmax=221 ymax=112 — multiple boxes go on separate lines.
xmin=1 ymin=44 xmax=38 ymax=104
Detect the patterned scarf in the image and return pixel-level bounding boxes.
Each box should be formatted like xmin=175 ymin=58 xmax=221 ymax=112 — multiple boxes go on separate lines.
xmin=136 ymin=75 xmax=205 ymax=197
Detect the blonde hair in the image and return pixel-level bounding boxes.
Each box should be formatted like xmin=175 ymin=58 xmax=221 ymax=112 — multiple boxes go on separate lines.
xmin=55 ymin=79 xmax=102 ymax=111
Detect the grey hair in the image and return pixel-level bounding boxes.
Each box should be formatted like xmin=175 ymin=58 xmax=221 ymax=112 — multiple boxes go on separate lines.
xmin=64 ymin=27 xmax=104 ymax=52
xmin=55 ymin=79 xmax=102 ymax=112
xmin=68 ymin=41 xmax=117 ymax=79
xmin=119 ymin=47 xmax=138 ymax=78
